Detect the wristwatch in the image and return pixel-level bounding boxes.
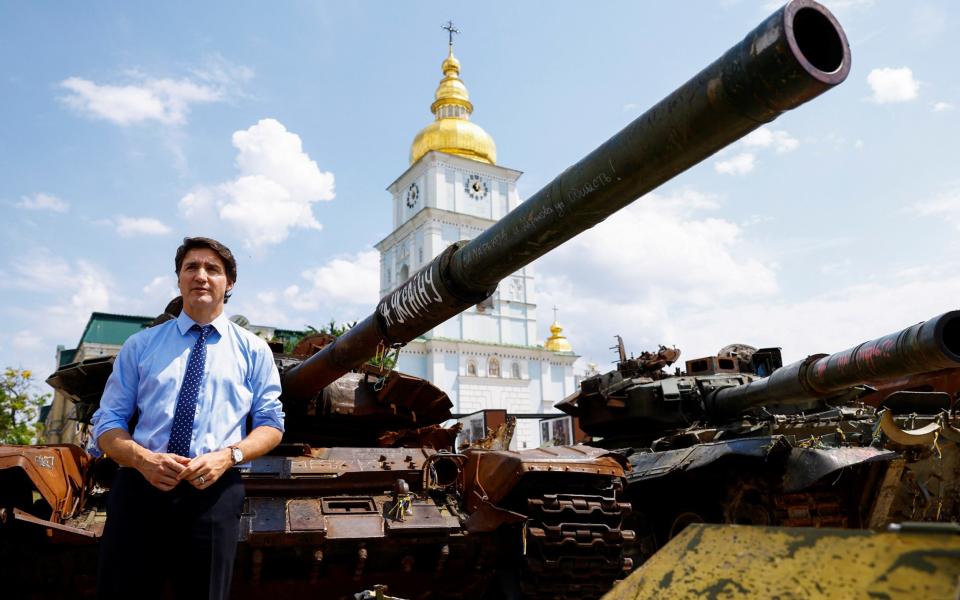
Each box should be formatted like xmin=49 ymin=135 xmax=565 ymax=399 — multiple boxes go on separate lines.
xmin=229 ymin=445 xmax=244 ymax=465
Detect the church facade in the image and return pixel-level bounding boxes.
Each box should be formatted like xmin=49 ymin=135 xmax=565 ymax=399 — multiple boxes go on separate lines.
xmin=375 ymin=41 xmax=577 ymax=450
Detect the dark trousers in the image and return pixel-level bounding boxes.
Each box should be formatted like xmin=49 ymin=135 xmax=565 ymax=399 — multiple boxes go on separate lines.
xmin=97 ymin=468 xmax=244 ymax=600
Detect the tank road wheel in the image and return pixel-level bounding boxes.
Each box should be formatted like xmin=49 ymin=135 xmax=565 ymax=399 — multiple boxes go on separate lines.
xmin=722 ymin=476 xmax=775 ymax=526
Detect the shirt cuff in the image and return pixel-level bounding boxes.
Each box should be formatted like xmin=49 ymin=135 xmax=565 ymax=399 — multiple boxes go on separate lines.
xmin=251 ymin=414 xmax=285 ymax=433
xmin=91 ymin=420 xmax=130 ymax=452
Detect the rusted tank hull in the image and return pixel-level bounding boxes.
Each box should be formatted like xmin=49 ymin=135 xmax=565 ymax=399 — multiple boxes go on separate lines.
xmin=1 ymin=443 xmax=632 ymax=600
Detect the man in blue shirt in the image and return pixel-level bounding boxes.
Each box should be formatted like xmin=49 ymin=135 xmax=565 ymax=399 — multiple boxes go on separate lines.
xmin=91 ymin=237 xmax=285 ymax=600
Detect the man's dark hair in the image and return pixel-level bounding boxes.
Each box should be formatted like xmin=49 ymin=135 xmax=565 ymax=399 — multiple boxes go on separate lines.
xmin=174 ymin=237 xmax=237 ymax=303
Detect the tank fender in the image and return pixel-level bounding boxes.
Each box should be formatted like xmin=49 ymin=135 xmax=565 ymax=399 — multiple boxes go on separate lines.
xmin=782 ymin=446 xmax=896 ymax=492
xmin=0 ymin=444 xmax=88 ymax=522
xmin=460 ymin=445 xmax=626 ymax=532
xmin=625 ymin=436 xmax=791 ymax=485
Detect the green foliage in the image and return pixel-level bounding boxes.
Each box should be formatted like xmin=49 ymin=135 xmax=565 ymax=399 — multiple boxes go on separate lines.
xmin=0 ymin=368 xmax=49 ymax=445
xmin=368 ymin=345 xmax=399 ymax=372
xmin=277 ymin=319 xmax=397 ymax=370
xmin=279 ymin=320 xmax=358 ymax=354
xmin=320 ymin=319 xmax=355 ymax=338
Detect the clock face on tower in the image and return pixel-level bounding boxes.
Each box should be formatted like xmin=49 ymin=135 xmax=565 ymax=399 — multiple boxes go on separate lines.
xmin=405 ymin=182 xmax=420 ymax=209
xmin=464 ymin=174 xmax=489 ymax=200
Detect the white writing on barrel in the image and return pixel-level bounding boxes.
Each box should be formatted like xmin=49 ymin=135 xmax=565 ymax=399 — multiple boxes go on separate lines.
xmin=378 ymin=266 xmax=444 ymax=328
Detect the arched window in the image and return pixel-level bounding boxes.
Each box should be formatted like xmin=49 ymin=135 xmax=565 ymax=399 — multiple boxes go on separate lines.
xmin=399 ymin=264 xmax=410 ymax=282
xmin=511 ymin=362 xmax=521 ymax=379
xmin=466 ymin=359 xmax=477 ymax=377
xmin=488 ymin=357 xmax=501 ymax=378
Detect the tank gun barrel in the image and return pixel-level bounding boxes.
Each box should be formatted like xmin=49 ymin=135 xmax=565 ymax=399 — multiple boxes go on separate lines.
xmin=282 ymin=0 xmax=851 ymax=403
xmin=705 ymin=310 xmax=960 ymax=417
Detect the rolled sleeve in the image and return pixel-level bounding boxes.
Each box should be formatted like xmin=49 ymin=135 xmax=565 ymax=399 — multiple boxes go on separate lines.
xmin=91 ymin=339 xmax=140 ymax=450
xmin=249 ymin=345 xmax=284 ymax=433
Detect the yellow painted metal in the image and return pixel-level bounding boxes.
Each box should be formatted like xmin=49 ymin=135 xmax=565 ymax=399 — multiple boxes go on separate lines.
xmin=604 ymin=524 xmax=960 ymax=600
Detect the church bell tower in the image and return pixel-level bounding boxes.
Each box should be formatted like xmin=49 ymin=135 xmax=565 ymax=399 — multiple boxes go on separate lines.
xmin=376 ymin=25 xmax=537 ymax=348
xmin=374 ymin=23 xmax=577 ymax=450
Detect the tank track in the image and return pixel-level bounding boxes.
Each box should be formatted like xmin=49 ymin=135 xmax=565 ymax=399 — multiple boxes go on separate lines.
xmin=520 ymin=486 xmax=634 ymax=600
xmin=773 ymin=490 xmax=848 ymax=528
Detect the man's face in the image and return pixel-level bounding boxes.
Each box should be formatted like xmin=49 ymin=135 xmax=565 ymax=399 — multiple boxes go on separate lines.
xmin=178 ymin=248 xmax=232 ymax=315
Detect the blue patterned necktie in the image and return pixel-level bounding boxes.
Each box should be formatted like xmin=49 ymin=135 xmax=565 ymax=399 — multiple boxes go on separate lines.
xmin=168 ymin=324 xmax=213 ymax=457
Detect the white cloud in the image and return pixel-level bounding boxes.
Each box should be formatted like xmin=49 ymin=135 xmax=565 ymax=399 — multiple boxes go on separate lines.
xmin=229 ymin=250 xmax=379 ymax=329
xmin=532 ymin=186 xmax=960 ymax=373
xmin=538 ymin=187 xmax=777 ymax=310
xmin=622 ymin=103 xmax=639 ymax=112
xmin=4 ymin=252 xmax=115 ymax=343
xmin=713 ymin=127 xmax=798 ymax=176
xmin=933 ymin=101 xmax=955 ymax=112
xmin=542 ymin=259 xmax=960 ymax=377
xmin=912 ymin=185 xmax=960 ymax=231
xmin=59 ymin=59 xmax=251 ymax=127
xmin=229 ymin=292 xmax=291 ymax=329
xmin=189 ymin=54 xmax=255 ymax=92
xmin=142 ymin=275 xmax=178 ymax=299
xmin=298 ymin=250 xmax=380 ymax=305
xmin=715 ymin=152 xmax=755 ymax=175
xmin=281 ymin=250 xmax=380 ymax=312
xmin=179 ymin=118 xmax=335 ymax=248
xmin=16 ymin=192 xmax=69 ymax=213
xmin=115 ymin=216 xmax=172 ymax=237
xmin=12 ymin=330 xmax=44 ymax=351
xmin=867 ymin=67 xmax=919 ymax=104
xmin=742 ymin=127 xmax=799 ymax=153
xmin=61 ymin=76 xmax=220 ymax=125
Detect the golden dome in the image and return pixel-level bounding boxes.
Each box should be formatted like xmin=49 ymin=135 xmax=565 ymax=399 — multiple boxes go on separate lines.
xmin=410 ymin=46 xmax=496 ymax=165
xmin=545 ymin=321 xmax=574 ymax=353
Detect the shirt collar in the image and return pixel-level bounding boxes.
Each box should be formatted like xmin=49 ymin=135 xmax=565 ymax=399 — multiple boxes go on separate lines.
xmin=176 ymin=310 xmax=230 ymax=337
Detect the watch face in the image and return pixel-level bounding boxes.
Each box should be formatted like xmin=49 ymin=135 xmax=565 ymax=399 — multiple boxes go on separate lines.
xmin=231 ymin=447 xmax=244 ymax=464
xmin=464 ymin=174 xmax=489 ymax=200
xmin=405 ymin=182 xmax=420 ymax=209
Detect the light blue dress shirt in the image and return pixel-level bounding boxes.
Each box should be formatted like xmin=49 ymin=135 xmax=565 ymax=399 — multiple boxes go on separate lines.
xmin=91 ymin=311 xmax=285 ymax=458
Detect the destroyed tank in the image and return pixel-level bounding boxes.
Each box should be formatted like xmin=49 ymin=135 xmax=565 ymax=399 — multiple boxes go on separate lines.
xmin=0 ymin=1 xmax=852 ymax=598
xmin=557 ymin=311 xmax=960 ymax=566
xmin=12 ymin=328 xmax=631 ymax=600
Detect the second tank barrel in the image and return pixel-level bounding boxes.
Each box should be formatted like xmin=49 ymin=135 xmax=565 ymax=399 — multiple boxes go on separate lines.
xmin=705 ymin=310 xmax=960 ymax=416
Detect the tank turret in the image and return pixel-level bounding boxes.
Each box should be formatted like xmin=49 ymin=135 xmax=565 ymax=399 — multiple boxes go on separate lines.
xmin=561 ymin=311 xmax=960 ymax=440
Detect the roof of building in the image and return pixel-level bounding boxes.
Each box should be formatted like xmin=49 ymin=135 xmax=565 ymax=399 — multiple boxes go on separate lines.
xmin=58 ymin=347 xmax=78 ymax=367
xmin=72 ymin=311 xmax=306 ymax=352
xmin=78 ymin=312 xmax=154 ymax=347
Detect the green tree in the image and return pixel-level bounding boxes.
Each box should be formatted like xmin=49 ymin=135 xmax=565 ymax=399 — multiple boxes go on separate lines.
xmin=0 ymin=368 xmax=49 ymax=444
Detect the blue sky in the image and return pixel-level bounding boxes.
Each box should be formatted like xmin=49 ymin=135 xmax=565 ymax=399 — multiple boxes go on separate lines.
xmin=2 ymin=0 xmax=958 ymax=390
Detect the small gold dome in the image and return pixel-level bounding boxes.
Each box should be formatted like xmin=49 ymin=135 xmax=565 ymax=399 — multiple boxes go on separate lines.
xmin=545 ymin=321 xmax=574 ymax=353
xmin=410 ymin=46 xmax=496 ymax=165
